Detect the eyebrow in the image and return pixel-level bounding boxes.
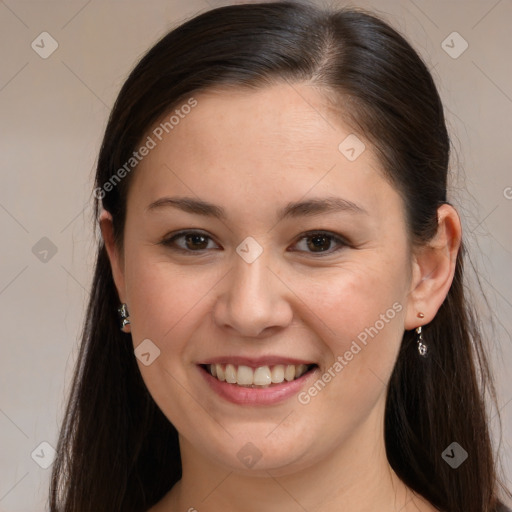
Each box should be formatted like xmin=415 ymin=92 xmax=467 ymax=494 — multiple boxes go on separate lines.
xmin=146 ymin=195 xmax=368 ymax=220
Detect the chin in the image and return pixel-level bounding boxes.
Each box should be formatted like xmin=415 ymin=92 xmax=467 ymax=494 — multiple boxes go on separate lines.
xmin=204 ymin=428 xmax=323 ymax=476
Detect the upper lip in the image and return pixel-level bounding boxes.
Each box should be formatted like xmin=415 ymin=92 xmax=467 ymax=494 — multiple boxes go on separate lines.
xmin=197 ymin=356 xmax=316 ymax=367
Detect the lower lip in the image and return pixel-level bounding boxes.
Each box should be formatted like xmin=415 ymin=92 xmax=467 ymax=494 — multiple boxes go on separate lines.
xmin=198 ymin=365 xmax=318 ymax=406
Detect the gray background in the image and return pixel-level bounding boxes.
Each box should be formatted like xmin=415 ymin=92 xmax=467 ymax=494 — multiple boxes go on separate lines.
xmin=0 ymin=0 xmax=511 ymax=510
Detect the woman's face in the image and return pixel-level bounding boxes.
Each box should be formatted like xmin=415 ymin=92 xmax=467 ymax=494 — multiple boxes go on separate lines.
xmin=109 ymin=83 xmax=418 ymax=476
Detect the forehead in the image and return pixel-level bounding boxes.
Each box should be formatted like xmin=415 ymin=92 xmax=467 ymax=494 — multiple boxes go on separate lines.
xmin=128 ymin=82 xmax=403 ymax=225
xmin=170 ymin=83 xmax=363 ymax=166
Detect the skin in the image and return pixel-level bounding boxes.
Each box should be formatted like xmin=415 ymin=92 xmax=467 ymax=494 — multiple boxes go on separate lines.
xmin=100 ymin=82 xmax=461 ymax=511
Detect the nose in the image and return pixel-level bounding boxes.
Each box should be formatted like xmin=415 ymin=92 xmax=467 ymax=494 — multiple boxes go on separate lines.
xmin=212 ymin=251 xmax=293 ymax=338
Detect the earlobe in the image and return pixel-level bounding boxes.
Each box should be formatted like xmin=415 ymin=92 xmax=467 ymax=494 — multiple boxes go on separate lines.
xmin=99 ymin=210 xmax=126 ymax=303
xmin=404 ymin=204 xmax=462 ymax=330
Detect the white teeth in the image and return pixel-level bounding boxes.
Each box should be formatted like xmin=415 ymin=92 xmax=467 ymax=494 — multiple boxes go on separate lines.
xmin=296 ymin=364 xmax=307 ymax=378
xmin=225 ymin=363 xmax=237 ymax=384
xmin=284 ymin=365 xmax=296 ymax=381
xmin=207 ymin=363 xmax=313 ymax=387
xmin=236 ymin=365 xmax=253 ymax=385
xmin=216 ymin=364 xmax=225 ymax=381
xmin=253 ymin=366 xmax=272 ymax=386
xmin=271 ymin=365 xmax=285 ymax=383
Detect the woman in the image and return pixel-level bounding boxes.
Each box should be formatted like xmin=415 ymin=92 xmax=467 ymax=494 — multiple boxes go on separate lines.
xmin=48 ymin=1 xmax=512 ymax=511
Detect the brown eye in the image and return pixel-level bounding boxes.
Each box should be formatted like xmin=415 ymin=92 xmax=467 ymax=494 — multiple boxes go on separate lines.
xmin=161 ymin=231 xmax=219 ymax=253
xmin=291 ymin=231 xmax=348 ymax=256
xmin=307 ymin=234 xmax=332 ymax=252
xmin=182 ymin=233 xmax=209 ymax=250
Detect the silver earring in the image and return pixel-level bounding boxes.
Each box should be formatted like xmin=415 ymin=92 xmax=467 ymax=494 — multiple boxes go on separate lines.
xmin=416 ymin=312 xmax=427 ymax=358
xmin=416 ymin=326 xmax=428 ymax=357
xmin=118 ymin=303 xmax=131 ymax=332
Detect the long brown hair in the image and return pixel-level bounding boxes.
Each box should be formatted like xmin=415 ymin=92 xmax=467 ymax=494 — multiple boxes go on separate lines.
xmin=49 ymin=2 xmax=511 ymax=511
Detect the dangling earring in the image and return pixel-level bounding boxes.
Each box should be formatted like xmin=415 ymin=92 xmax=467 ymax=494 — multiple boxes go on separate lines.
xmin=416 ymin=312 xmax=427 ymax=357
xmin=118 ymin=303 xmax=131 ymax=333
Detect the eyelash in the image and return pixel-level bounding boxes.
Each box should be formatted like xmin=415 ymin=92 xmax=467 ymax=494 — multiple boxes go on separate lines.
xmin=159 ymin=230 xmax=350 ymax=257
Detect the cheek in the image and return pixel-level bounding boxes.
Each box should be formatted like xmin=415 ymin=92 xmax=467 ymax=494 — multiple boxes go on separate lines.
xmin=291 ymin=254 xmax=408 ymax=406
xmin=296 ymin=255 xmax=407 ymax=348
xmin=122 ymin=249 xmax=219 ymax=433
xmin=123 ymin=248 xmax=220 ymax=344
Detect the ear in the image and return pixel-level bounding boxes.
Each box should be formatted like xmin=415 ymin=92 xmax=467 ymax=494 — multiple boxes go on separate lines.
xmin=404 ymin=204 xmax=462 ymax=330
xmin=99 ymin=210 xmax=126 ymax=303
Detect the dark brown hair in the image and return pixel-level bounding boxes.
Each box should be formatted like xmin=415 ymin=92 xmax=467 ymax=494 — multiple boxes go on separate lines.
xmin=49 ymin=2 xmax=511 ymax=511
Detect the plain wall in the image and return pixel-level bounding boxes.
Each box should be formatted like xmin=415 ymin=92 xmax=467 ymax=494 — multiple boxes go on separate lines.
xmin=0 ymin=0 xmax=511 ymax=510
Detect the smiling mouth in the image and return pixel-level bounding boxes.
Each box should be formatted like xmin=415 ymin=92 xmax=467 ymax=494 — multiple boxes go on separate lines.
xmin=200 ymin=363 xmax=317 ymax=388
